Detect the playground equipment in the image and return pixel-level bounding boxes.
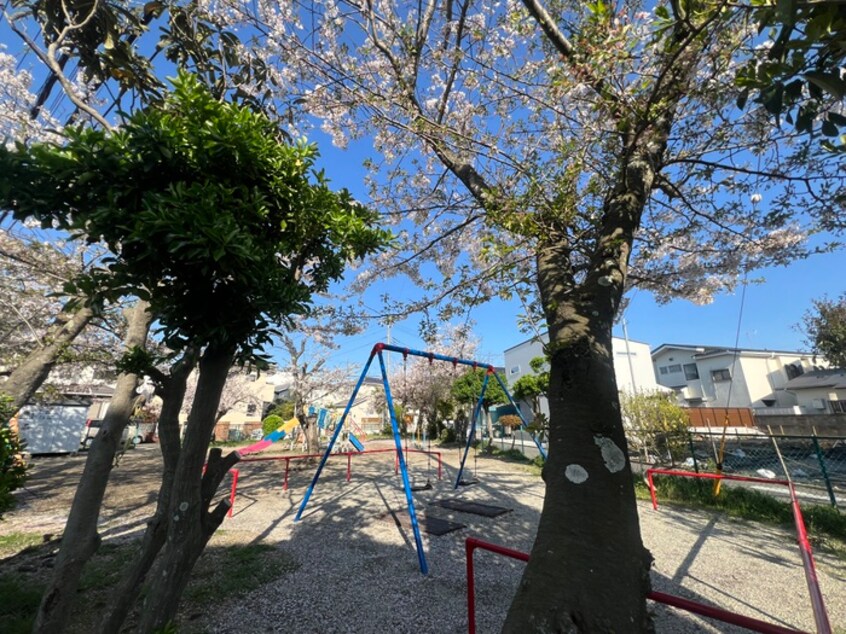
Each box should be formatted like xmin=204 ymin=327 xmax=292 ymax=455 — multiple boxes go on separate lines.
xmin=240 ymin=416 xmax=300 ymax=455
xmin=465 ymin=536 xmax=815 ymax=634
xmin=646 ymin=468 xmax=831 ymax=633
xmin=294 ymin=342 xmax=546 ymax=574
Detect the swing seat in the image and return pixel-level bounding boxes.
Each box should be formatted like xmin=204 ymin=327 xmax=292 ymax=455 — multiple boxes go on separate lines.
xmin=410 ymin=479 xmax=433 ymax=492
xmin=457 ymin=479 xmax=479 ymax=487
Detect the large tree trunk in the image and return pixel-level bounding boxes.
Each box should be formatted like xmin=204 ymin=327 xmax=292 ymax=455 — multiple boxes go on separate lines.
xmin=0 ymin=303 xmax=95 ymax=414
xmin=33 ymin=301 xmax=152 ymax=634
xmin=502 ymin=289 xmax=652 ymax=632
xmin=99 ymin=350 xmax=197 ymax=633
xmin=137 ymin=345 xmax=238 ymax=634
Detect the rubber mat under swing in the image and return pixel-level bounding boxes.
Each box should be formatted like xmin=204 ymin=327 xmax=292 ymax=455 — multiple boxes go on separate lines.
xmin=377 ymin=511 xmax=466 ymax=536
xmin=430 ymin=499 xmax=512 ymax=517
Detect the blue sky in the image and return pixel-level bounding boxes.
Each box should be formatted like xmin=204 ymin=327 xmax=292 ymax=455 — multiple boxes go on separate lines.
xmin=310 ymin=135 xmax=845 ymax=370
xmin=3 ymin=23 xmax=843 ymax=372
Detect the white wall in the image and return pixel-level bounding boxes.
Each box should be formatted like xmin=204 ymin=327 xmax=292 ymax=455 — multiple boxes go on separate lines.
xmin=503 ymin=333 xmax=659 ymax=416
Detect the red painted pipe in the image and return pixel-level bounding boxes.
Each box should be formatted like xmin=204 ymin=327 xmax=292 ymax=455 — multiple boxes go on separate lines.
xmin=465 ymin=537 xmax=811 ymax=634
xmin=284 ymin=458 xmax=290 ymax=491
xmin=788 ymin=484 xmax=832 ymax=634
xmin=227 ymin=469 xmax=239 ymax=518
xmin=646 ymin=469 xmax=831 ymax=633
xmin=647 ymin=591 xmax=808 ymax=634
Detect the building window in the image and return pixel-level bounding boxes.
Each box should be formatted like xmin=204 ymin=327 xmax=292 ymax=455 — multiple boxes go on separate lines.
xmin=830 ymin=400 xmax=845 ymax=414
xmin=659 ymin=366 xmax=669 ymax=375
xmin=667 ymin=364 xmax=682 ymax=373
xmin=509 ymin=366 xmax=520 ymax=375
xmin=683 ymin=363 xmax=699 ymax=380
xmin=246 ymin=403 xmax=257 ymax=415
xmin=711 ymin=368 xmax=732 ymax=382
xmin=785 ymin=363 xmax=804 ymax=380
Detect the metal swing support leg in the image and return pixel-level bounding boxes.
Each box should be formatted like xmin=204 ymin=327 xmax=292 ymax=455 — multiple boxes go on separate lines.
xmin=455 ymin=370 xmax=491 ymax=489
xmin=490 ymin=372 xmax=547 ymax=461
xmin=377 ymin=350 xmax=429 ymax=574
xmin=295 ymin=351 xmax=377 ymax=522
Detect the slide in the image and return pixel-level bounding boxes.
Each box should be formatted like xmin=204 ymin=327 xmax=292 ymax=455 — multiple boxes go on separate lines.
xmin=348 ymin=432 xmax=364 ymax=452
xmin=240 ymin=417 xmax=300 ymax=455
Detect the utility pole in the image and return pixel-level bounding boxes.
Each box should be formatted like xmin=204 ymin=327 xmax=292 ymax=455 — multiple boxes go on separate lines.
xmin=621 ymin=317 xmax=638 ymax=394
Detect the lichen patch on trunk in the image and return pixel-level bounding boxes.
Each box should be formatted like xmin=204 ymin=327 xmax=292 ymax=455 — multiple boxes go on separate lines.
xmin=594 ymin=435 xmax=626 ymax=473
xmin=565 ymin=464 xmax=589 ymax=484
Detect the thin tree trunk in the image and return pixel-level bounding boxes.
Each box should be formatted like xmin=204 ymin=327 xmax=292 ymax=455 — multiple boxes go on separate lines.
xmin=484 ymin=407 xmax=495 ymax=454
xmin=98 ymin=350 xmax=197 ymax=633
xmin=1 ymin=304 xmax=95 ymax=414
xmin=137 ymin=345 xmax=238 ymax=634
xmin=33 ymin=301 xmax=152 ymax=634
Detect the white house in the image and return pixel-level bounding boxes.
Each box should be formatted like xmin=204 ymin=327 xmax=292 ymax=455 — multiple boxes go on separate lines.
xmin=783 ymin=369 xmax=846 ymax=414
xmin=651 ymin=344 xmax=825 ymax=412
xmin=503 ymin=333 xmax=660 ymax=418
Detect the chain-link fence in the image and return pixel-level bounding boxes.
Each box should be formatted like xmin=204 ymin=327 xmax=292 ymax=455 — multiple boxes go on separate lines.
xmin=627 ymin=428 xmax=846 ymax=509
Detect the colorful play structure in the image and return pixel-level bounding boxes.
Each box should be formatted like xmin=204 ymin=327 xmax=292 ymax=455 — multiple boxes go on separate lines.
xmin=294 ymin=342 xmax=546 ymax=574
xmin=239 ymin=416 xmax=300 ymax=455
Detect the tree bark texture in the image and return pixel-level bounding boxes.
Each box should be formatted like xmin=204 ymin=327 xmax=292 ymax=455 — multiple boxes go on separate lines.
xmin=99 ymin=350 xmax=197 ymax=633
xmin=33 ymin=301 xmax=152 ymax=634
xmin=0 ymin=304 xmax=95 ymax=413
xmin=137 ymin=345 xmax=238 ymax=634
xmin=501 ymin=292 xmax=652 ymax=632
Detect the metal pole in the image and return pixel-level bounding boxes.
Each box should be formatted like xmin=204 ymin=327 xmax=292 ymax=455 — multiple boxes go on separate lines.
xmin=811 ymin=435 xmax=837 ymax=508
xmin=455 ymin=371 xmax=491 ymax=489
xmin=771 ymin=437 xmax=833 ymax=634
xmin=378 ymin=350 xmax=428 ymax=574
xmin=295 ymin=350 xmax=377 ymax=521
xmin=687 ymin=430 xmax=699 ymax=473
xmin=490 ymin=371 xmax=547 ymax=460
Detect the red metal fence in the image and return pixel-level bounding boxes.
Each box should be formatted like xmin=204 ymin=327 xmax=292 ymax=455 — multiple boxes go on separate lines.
xmin=646 ymin=469 xmax=831 ymax=634
xmin=465 ymin=537 xmax=813 ymax=634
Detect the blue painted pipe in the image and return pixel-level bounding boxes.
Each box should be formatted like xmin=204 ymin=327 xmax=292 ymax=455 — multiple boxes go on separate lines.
xmin=490 ymin=371 xmax=547 ymax=461
xmin=378 ymin=351 xmax=429 ymax=574
xmin=455 ymin=370 xmax=491 ymax=489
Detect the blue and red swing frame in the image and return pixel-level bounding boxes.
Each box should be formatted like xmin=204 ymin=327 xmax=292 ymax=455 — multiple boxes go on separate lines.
xmin=294 ymin=342 xmax=546 ymax=574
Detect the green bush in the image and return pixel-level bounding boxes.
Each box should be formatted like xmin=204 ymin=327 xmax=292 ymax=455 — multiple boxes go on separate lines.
xmin=261 ymin=415 xmax=284 ymax=437
xmin=1 ymin=395 xmax=28 ymax=516
xmin=439 ymin=427 xmax=457 ymax=443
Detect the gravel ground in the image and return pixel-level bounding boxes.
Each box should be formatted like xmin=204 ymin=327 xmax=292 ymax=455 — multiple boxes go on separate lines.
xmin=4 ymin=442 xmax=845 ymax=633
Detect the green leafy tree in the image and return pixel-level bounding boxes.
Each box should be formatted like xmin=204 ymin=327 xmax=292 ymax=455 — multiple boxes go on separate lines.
xmin=265 ymin=400 xmax=295 ymax=422
xmin=261 ymin=414 xmax=284 ymax=437
xmin=0 ymin=395 xmax=28 ymax=516
xmin=737 ymin=1 xmax=846 ymax=151
xmin=0 ymin=71 xmax=390 ymax=634
xmin=802 ymin=293 xmax=846 ymax=368
xmin=512 ymin=357 xmax=550 ymax=438
xmin=621 ymin=391 xmax=690 ymax=465
xmin=451 ymin=368 xmax=508 ymax=452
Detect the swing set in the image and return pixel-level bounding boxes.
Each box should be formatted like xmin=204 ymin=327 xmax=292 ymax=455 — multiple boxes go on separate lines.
xmin=294 ymin=342 xmax=547 ymax=574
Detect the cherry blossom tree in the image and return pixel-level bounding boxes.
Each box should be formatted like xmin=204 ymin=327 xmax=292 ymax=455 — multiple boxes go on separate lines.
xmin=181 ymin=366 xmax=265 ymax=423
xmin=387 ymin=323 xmax=478 ymax=437
xmin=276 ymin=311 xmax=363 ymax=454
xmin=213 ymin=1 xmax=843 ymax=630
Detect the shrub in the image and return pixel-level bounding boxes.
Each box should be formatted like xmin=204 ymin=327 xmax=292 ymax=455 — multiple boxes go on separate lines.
xmin=0 ymin=396 xmax=28 ymax=516
xmin=439 ymin=427 xmax=457 ymax=443
xmin=261 ymin=415 xmax=284 ymax=437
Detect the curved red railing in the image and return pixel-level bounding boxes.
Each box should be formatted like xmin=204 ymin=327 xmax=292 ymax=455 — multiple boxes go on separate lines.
xmin=465 ymin=537 xmax=812 ymax=634
xmin=646 ymin=468 xmax=830 ymax=634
